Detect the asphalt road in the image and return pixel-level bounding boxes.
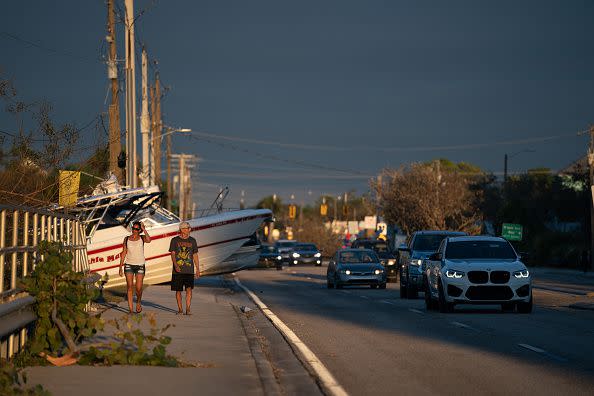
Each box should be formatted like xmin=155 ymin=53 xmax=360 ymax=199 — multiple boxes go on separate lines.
xmin=237 ymin=265 xmax=594 ymax=396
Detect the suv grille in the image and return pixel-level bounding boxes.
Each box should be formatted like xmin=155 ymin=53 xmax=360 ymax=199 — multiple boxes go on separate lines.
xmin=468 ymin=271 xmax=488 ymax=284
xmin=465 ymin=286 xmax=513 ymax=301
xmin=490 ymin=271 xmax=510 ymax=284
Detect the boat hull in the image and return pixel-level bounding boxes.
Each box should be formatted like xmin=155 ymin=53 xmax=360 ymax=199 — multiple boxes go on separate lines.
xmin=88 ymin=209 xmax=270 ymax=288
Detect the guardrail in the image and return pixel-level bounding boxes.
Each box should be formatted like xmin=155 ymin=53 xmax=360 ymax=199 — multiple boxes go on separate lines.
xmin=0 ymin=204 xmax=88 ymax=359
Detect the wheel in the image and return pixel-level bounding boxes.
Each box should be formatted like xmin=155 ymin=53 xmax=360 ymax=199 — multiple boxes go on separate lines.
xmin=517 ymin=295 xmax=533 ymax=313
xmin=379 ymin=283 xmax=386 ymax=289
xmin=424 ymin=278 xmax=436 ymax=310
xmin=335 ymin=275 xmax=343 ymax=289
xmin=501 ymin=302 xmax=515 ymax=312
xmin=406 ymin=275 xmax=418 ymax=299
xmin=370 ymin=284 xmax=378 ymax=289
xmin=327 ymin=280 xmax=334 ymax=289
xmin=399 ymin=271 xmax=408 ymax=298
xmin=438 ymin=280 xmax=454 ymax=313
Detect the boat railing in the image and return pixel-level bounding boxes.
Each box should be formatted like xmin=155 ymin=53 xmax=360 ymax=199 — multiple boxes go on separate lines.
xmin=0 ymin=204 xmax=88 ymax=359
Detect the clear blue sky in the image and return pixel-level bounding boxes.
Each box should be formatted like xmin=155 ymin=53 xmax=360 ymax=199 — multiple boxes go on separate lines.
xmin=1 ymin=0 xmax=592 ymax=207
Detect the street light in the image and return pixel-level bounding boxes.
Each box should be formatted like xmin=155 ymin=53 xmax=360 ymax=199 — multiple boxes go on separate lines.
xmin=504 ymin=149 xmax=535 ymax=182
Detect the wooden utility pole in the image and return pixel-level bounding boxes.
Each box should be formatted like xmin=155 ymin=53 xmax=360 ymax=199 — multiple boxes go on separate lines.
xmin=106 ymin=0 xmax=122 ymax=182
xmin=588 ymin=126 xmax=594 ymax=269
xmin=140 ymin=47 xmax=150 ymax=187
xmin=153 ymin=74 xmax=162 ymax=184
xmin=149 ymin=84 xmax=156 ymax=185
xmin=166 ymin=132 xmax=172 ymax=210
xmin=124 ymin=0 xmax=137 ymax=187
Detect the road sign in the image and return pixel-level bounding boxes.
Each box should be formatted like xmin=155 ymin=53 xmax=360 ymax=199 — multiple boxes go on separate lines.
xmin=502 ymin=223 xmax=523 ymax=241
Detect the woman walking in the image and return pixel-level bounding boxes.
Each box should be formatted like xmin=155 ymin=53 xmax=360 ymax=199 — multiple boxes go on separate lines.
xmin=118 ymin=221 xmax=151 ymax=313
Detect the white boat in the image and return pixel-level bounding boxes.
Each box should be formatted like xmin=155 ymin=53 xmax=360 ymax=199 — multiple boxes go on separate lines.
xmin=69 ymin=180 xmax=271 ymax=288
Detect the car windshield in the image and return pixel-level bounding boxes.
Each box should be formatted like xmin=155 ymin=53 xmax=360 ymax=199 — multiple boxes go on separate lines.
xmin=262 ymin=246 xmax=276 ymax=253
xmin=357 ymin=241 xmax=389 ymax=253
xmin=276 ymin=242 xmax=297 ymax=248
xmin=445 ymin=241 xmax=517 ymax=260
xmin=412 ymin=234 xmax=450 ymax=251
xmin=339 ymin=251 xmax=378 ymax=263
xmin=296 ymin=244 xmax=317 ymax=251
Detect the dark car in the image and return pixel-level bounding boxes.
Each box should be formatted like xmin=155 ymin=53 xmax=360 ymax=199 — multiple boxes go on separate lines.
xmin=289 ymin=243 xmax=322 ymax=266
xmin=327 ymin=249 xmax=387 ymax=289
xmin=257 ymin=244 xmax=282 ymax=269
xmin=398 ymin=230 xmax=466 ymax=299
xmin=350 ymin=238 xmax=398 ymax=282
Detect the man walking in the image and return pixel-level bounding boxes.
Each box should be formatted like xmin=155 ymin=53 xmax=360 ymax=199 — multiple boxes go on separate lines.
xmin=169 ymin=222 xmax=200 ymax=315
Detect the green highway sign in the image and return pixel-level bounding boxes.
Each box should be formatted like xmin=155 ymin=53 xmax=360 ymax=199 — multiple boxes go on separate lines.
xmin=502 ymin=223 xmax=523 ymax=241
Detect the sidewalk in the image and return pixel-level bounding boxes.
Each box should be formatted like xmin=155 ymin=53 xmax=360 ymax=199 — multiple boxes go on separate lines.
xmin=25 ymin=277 xmax=283 ymax=396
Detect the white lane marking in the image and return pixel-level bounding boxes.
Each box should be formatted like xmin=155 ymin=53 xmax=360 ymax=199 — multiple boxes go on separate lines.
xmin=450 ymin=321 xmax=479 ymax=332
xmin=360 ymin=295 xmax=370 ymax=299
xmin=518 ymin=343 xmax=545 ymax=353
xmin=340 ymin=290 xmax=352 ymax=294
xmin=409 ymin=308 xmax=424 ymax=314
xmin=290 ymin=271 xmax=297 ymax=274
xmin=235 ymin=278 xmax=348 ymax=396
xmin=380 ymin=300 xmax=396 ymax=305
xmin=306 ymin=277 xmax=312 ymax=280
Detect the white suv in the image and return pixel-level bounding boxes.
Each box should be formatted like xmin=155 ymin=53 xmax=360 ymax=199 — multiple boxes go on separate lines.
xmin=424 ymin=236 xmax=532 ymax=313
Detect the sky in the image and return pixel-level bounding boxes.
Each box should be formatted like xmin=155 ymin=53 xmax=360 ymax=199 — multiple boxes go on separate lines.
xmin=1 ymin=0 xmax=592 ymax=208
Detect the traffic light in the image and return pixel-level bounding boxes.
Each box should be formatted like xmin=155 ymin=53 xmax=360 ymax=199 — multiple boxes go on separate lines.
xmin=288 ymin=204 xmax=297 ymax=219
xmin=320 ymin=203 xmax=328 ymax=216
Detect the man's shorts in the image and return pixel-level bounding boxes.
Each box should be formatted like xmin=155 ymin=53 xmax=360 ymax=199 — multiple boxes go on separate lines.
xmin=171 ymin=273 xmax=195 ymax=291
xmin=124 ymin=264 xmax=145 ymax=275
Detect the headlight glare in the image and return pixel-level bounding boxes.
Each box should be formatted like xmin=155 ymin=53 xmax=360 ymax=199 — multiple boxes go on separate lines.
xmin=410 ymin=259 xmax=422 ymax=266
xmin=315 ymin=252 xmax=321 ymax=257
xmin=388 ymin=259 xmax=396 ymax=265
xmin=445 ymin=269 xmax=464 ymax=279
xmin=292 ymin=252 xmax=300 ymax=258
xmin=345 ymin=269 xmax=351 ymax=275
xmin=513 ymin=269 xmax=530 ymax=278
xmin=374 ymin=269 xmax=383 ymax=275
xmin=276 ymin=255 xmax=282 ymax=260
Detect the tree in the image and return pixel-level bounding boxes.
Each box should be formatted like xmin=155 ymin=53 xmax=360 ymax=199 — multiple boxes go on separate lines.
xmin=371 ymin=161 xmax=483 ymax=235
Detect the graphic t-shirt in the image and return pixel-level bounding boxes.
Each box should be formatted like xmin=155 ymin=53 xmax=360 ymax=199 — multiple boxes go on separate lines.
xmin=169 ymin=236 xmax=199 ymax=274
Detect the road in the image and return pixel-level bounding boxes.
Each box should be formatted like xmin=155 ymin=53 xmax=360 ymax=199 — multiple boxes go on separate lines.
xmin=237 ymin=265 xmax=594 ymax=396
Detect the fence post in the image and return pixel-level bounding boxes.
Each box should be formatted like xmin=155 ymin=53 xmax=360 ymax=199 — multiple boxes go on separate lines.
xmin=23 ymin=212 xmax=29 ymax=276
xmin=10 ymin=210 xmax=19 ymax=290
xmin=0 ymin=210 xmax=6 ymax=293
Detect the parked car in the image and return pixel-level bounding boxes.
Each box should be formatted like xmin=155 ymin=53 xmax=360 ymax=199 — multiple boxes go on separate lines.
xmin=326 ymin=249 xmax=387 ymax=289
xmin=289 ymin=243 xmax=322 ymax=266
xmin=274 ymin=239 xmax=299 ymax=265
xmin=350 ymin=238 xmax=398 ymax=282
xmin=424 ymin=236 xmax=532 ymax=313
xmin=257 ymin=244 xmax=282 ymax=269
xmin=398 ymin=230 xmax=466 ymax=299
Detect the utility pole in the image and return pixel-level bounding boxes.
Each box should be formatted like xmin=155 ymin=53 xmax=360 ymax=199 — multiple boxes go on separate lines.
xmin=166 ymin=132 xmax=172 ymax=210
xmin=140 ymin=47 xmax=150 ymax=187
xmin=588 ymin=126 xmax=594 ymax=269
xmin=106 ymin=0 xmax=122 ymax=183
xmin=149 ymin=84 xmax=156 ymax=185
xmin=178 ymin=155 xmax=185 ymax=220
xmin=153 ymin=74 xmax=162 ymax=184
xmin=124 ymin=0 xmax=137 ymax=187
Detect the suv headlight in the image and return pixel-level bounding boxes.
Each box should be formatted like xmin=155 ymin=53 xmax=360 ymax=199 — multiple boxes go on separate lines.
xmin=344 ymin=269 xmax=351 ymax=275
xmin=374 ymin=269 xmax=384 ymax=275
xmin=387 ymin=259 xmax=395 ymax=265
xmin=292 ymin=252 xmax=300 ymax=258
xmin=410 ymin=259 xmax=422 ymax=266
xmin=445 ymin=269 xmax=465 ymax=279
xmin=513 ymin=269 xmax=530 ymax=278
xmin=315 ymin=252 xmax=321 ymax=257
xmin=276 ymin=255 xmax=282 ymax=260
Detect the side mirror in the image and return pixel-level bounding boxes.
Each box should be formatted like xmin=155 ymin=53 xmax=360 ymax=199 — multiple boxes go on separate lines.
xmin=429 ymin=252 xmax=442 ymax=261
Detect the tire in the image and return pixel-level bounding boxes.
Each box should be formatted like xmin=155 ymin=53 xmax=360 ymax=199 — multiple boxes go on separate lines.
xmin=400 ymin=270 xmax=408 ymax=298
xmin=424 ymin=278 xmax=436 ymax=310
xmin=327 ymin=280 xmax=334 ymax=289
xmin=379 ymin=283 xmax=387 ymax=289
xmin=501 ymin=302 xmax=515 ymax=312
xmin=406 ymin=275 xmax=418 ymax=299
xmin=517 ymin=295 xmax=533 ymax=313
xmin=438 ymin=280 xmax=454 ymax=313
xmin=335 ymin=276 xmax=343 ymax=289
xmin=370 ymin=284 xmax=377 ymax=289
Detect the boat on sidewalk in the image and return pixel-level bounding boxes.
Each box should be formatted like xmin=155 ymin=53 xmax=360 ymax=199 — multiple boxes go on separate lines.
xmin=65 ymin=177 xmax=271 ymax=288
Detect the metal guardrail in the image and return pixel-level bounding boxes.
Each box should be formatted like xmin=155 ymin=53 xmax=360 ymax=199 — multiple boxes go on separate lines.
xmin=0 ymin=204 xmax=88 ymax=359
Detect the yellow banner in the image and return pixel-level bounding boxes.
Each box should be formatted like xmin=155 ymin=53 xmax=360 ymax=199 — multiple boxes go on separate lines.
xmin=59 ymin=170 xmax=80 ymax=207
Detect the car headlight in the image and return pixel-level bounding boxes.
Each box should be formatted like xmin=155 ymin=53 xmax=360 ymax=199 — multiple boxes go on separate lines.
xmin=374 ymin=269 xmax=384 ymax=275
xmin=445 ymin=269 xmax=465 ymax=279
xmin=513 ymin=269 xmax=530 ymax=278
xmin=276 ymin=255 xmax=282 ymax=260
xmin=410 ymin=259 xmax=422 ymax=266
xmin=315 ymin=252 xmax=321 ymax=257
xmin=345 ymin=269 xmax=351 ymax=275
xmin=292 ymin=252 xmax=300 ymax=258
xmin=387 ymin=259 xmax=396 ymax=265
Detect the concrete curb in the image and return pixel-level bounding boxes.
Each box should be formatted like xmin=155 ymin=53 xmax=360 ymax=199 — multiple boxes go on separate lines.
xmin=533 ymin=285 xmax=591 ymax=296
xmin=568 ymin=302 xmax=594 ymax=311
xmin=234 ymin=277 xmax=349 ymax=396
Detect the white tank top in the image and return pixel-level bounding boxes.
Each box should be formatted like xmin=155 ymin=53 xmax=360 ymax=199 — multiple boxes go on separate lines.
xmin=126 ymin=237 xmax=145 ymax=265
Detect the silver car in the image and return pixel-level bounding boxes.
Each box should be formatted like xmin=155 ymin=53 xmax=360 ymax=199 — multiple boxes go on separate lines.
xmin=327 ymin=249 xmax=387 ymax=289
xmin=424 ymin=236 xmax=532 ymax=313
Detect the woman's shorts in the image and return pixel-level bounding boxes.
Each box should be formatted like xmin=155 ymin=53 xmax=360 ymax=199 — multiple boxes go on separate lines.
xmin=124 ymin=264 xmax=145 ymax=275
xmin=171 ymin=273 xmax=194 ymax=291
